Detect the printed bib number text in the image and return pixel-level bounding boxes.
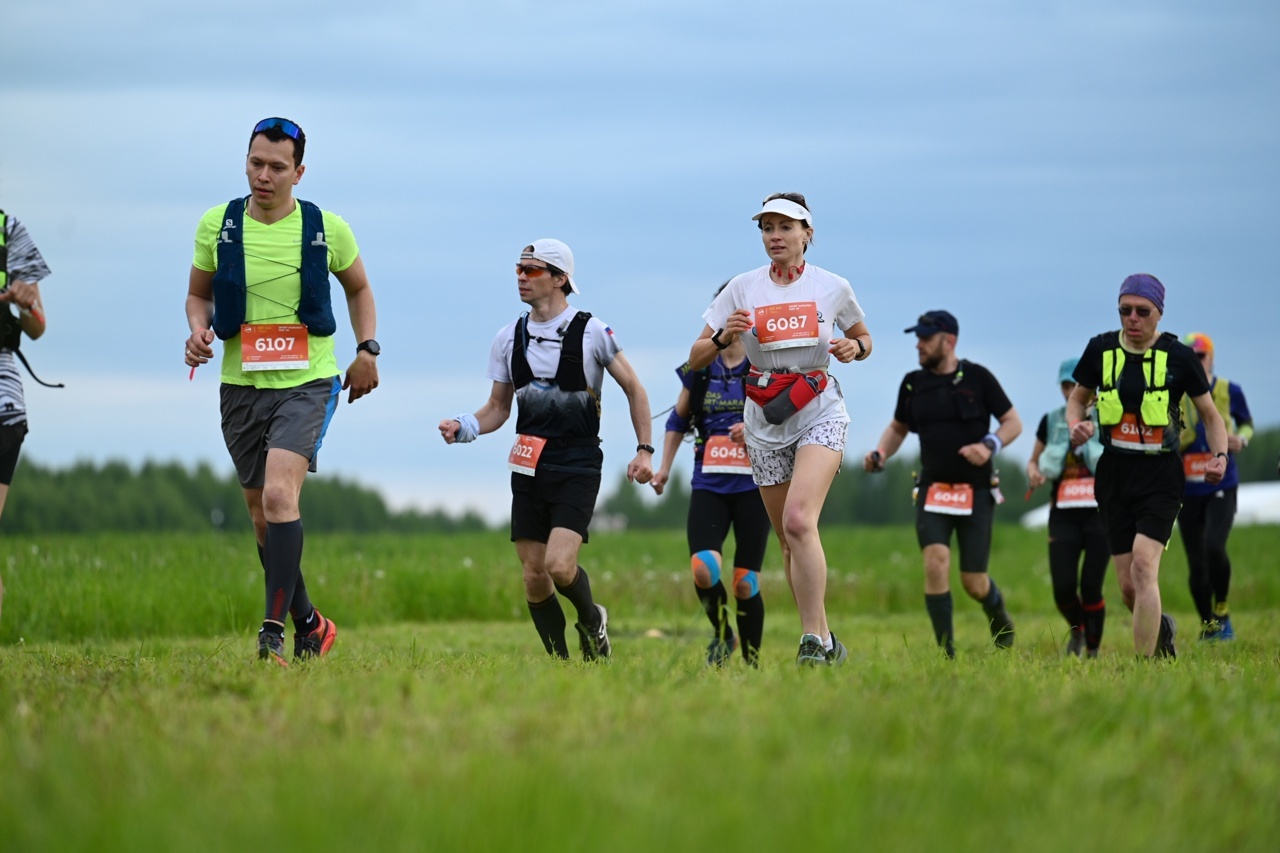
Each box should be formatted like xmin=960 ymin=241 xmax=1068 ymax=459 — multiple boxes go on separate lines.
xmin=701 ymin=434 xmax=752 ymax=475
xmin=1183 ymin=452 xmax=1213 ymax=483
xmin=241 ymin=324 xmax=309 ymax=371
xmin=1056 ymin=476 xmax=1098 ymax=509
xmin=508 ymin=434 xmax=547 ymax=476
xmin=754 ymin=302 xmax=819 ymax=351
xmin=1108 ymin=413 xmax=1163 ymax=451
xmin=923 ymin=482 xmax=974 ymax=516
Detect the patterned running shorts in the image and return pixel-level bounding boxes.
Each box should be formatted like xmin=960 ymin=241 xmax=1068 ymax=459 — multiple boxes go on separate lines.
xmin=747 ymin=420 xmax=849 ymax=487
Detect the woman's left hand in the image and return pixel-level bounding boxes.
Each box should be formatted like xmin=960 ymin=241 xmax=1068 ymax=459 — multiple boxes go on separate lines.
xmin=729 ymin=422 xmax=746 ymax=444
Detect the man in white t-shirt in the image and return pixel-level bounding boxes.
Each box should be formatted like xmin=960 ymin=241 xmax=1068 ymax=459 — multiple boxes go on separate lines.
xmin=439 ymin=239 xmax=654 ymax=661
xmin=1 ymin=209 xmax=54 ymax=625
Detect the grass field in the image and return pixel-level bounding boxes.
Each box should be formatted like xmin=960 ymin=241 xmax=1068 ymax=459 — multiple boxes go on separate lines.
xmin=2 ymin=527 xmax=1279 ymax=851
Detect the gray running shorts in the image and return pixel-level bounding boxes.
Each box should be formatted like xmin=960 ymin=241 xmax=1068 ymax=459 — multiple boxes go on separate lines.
xmin=220 ymin=377 xmax=340 ymax=488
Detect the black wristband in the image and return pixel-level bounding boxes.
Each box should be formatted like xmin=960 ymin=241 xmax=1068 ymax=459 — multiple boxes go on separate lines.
xmin=854 ymin=337 xmax=867 ymax=359
xmin=637 ymin=444 xmax=655 ymax=454
xmin=710 ymin=329 xmax=730 ymax=350
xmin=1214 ymin=452 xmax=1228 ymax=460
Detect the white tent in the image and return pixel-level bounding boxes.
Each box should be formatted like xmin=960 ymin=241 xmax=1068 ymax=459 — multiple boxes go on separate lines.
xmin=1019 ymin=482 xmax=1280 ymax=528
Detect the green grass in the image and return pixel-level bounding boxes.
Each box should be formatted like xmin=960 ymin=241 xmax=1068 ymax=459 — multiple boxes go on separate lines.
xmin=2 ymin=528 xmax=1279 ymax=851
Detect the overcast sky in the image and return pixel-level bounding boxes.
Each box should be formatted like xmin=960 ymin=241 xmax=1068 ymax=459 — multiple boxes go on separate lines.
xmin=3 ymin=0 xmax=1276 ymax=524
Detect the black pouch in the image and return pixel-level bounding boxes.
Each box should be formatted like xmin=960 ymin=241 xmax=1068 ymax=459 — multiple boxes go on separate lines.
xmin=760 ymin=372 xmax=827 ymax=425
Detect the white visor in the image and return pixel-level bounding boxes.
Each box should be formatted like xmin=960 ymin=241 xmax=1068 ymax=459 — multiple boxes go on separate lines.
xmin=751 ymin=198 xmax=812 ymax=226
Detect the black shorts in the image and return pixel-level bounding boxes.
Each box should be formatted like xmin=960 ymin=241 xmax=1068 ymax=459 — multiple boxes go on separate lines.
xmin=510 ymin=466 xmax=601 ymax=544
xmin=687 ymin=487 xmax=771 ymax=572
xmin=1094 ymin=450 xmax=1184 ymax=553
xmin=220 ymin=377 xmax=340 ymax=488
xmin=0 ymin=422 xmax=29 ymax=485
xmin=914 ymin=486 xmax=996 ymax=573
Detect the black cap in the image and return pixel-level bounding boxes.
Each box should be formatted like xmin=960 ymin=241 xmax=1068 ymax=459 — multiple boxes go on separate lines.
xmin=904 ymin=310 xmax=958 ymax=337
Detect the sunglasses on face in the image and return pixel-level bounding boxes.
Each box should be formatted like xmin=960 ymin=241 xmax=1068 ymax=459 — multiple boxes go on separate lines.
xmin=1118 ymin=305 xmax=1153 ymax=318
xmin=516 ymin=264 xmax=552 ymax=277
xmin=1196 ymin=352 xmax=1208 ymax=360
xmin=253 ymin=117 xmax=303 ymax=139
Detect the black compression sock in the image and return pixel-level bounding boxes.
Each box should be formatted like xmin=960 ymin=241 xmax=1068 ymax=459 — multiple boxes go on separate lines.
xmin=262 ymin=520 xmax=304 ymax=624
xmin=925 ymin=592 xmax=955 ymax=657
xmin=695 ymin=581 xmax=733 ymax=642
xmin=735 ymin=592 xmax=765 ymax=663
xmin=554 ymin=566 xmax=600 ymax=629
xmin=528 ymin=594 xmax=570 ymax=658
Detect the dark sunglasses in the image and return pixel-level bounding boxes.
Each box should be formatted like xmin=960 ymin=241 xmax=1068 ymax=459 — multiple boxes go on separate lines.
xmin=764 ymin=191 xmax=808 ymax=207
xmin=1196 ymin=352 xmax=1208 ymax=360
xmin=516 ymin=264 xmax=552 ymax=277
xmin=253 ymin=117 xmax=303 ymax=139
xmin=1118 ymin=305 xmax=1153 ymax=318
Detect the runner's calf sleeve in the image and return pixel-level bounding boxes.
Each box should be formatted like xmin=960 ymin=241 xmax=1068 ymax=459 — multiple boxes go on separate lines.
xmin=554 ymin=566 xmax=600 ymax=628
xmin=263 ymin=520 xmax=304 ymax=624
xmin=528 ymin=593 xmax=570 ymax=658
xmin=735 ymin=591 xmax=765 ymax=661
xmin=925 ymin=592 xmax=955 ymax=656
xmin=695 ymin=581 xmax=732 ymax=638
xmin=258 ymin=535 xmax=313 ymax=628
xmin=980 ymin=578 xmax=1005 ymax=617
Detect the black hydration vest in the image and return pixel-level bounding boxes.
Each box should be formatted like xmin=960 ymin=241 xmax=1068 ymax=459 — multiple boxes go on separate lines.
xmin=210 ymin=197 xmax=336 ymax=340
xmin=509 ymin=311 xmax=601 ymax=443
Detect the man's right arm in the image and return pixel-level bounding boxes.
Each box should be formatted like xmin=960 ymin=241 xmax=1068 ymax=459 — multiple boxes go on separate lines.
xmin=439 ymin=381 xmax=514 ymax=444
xmin=185 ymin=266 xmax=216 ymax=366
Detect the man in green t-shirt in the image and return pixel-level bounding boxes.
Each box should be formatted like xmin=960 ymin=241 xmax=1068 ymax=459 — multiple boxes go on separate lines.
xmin=183 ymin=117 xmax=380 ymax=666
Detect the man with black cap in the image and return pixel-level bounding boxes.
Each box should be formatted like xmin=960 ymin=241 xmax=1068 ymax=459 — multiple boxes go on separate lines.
xmin=439 ymin=238 xmax=654 ymax=662
xmin=1067 ymin=274 xmax=1228 ymax=659
xmin=864 ymin=310 xmax=1022 ymax=658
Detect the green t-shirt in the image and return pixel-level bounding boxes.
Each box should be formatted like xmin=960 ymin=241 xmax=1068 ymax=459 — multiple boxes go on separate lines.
xmin=192 ymin=199 xmax=359 ymax=388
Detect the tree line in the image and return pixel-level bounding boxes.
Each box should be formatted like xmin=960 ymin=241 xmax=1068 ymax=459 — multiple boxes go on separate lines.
xmin=3 ymin=459 xmax=488 ymax=535
xmin=601 ymin=426 xmax=1280 ymax=529
xmin=4 ymin=427 xmax=1273 ymax=534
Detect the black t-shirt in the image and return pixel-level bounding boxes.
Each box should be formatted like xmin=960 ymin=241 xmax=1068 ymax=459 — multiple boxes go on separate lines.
xmin=894 ymin=360 xmax=1013 ymax=486
xmin=1072 ymin=331 xmax=1209 ymax=454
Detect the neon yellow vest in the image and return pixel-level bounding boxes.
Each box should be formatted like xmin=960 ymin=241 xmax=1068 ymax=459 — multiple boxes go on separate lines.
xmin=1096 ymin=345 xmax=1169 ymax=428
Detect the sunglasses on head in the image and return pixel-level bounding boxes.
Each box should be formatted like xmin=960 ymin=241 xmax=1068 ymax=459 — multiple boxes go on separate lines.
xmin=1118 ymin=305 xmax=1153 ymax=318
xmin=764 ymin=191 xmax=808 ymax=207
xmin=516 ymin=263 xmax=553 ymax=277
xmin=253 ymin=117 xmax=303 ymax=139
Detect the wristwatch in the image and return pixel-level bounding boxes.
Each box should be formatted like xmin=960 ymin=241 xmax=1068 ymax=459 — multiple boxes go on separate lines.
xmin=637 ymin=444 xmax=655 ymax=454
xmin=356 ymin=339 xmax=381 ymax=356
xmin=982 ymin=436 xmax=998 ymax=453
xmin=710 ymin=329 xmax=730 ymax=350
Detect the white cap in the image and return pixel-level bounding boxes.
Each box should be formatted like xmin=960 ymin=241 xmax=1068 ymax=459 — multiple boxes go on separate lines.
xmin=751 ymin=197 xmax=812 ymax=226
xmin=523 ymin=238 xmax=578 ymax=294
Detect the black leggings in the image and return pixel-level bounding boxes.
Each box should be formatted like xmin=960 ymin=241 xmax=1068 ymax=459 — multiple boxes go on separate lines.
xmin=1177 ymin=488 xmax=1238 ymax=622
xmin=1047 ymin=506 xmax=1109 ymax=617
xmin=687 ymin=488 xmax=771 ymax=575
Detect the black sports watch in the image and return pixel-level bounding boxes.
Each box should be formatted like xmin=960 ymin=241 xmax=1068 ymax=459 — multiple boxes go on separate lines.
xmin=710 ymin=329 xmax=730 ymax=350
xmin=637 ymin=444 xmax=655 ymax=454
xmin=356 ymin=339 xmax=381 ymax=357
xmin=981 ymin=436 xmax=998 ymax=453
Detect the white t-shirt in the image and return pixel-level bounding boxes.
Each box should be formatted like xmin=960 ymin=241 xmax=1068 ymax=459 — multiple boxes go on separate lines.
xmin=487 ymin=305 xmax=621 ymax=391
xmin=702 ymin=263 xmax=865 ymax=450
xmin=1 ymin=215 xmax=53 ymax=427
